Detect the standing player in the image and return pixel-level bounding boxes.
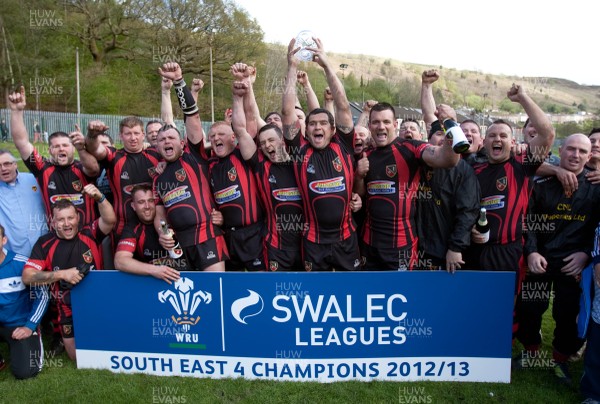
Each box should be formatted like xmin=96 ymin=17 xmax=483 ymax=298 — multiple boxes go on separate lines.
xmin=232 ymin=81 xmax=304 ymax=271
xmin=84 ymin=118 xmax=162 ymax=240
xmin=21 ymin=184 xmax=115 ymax=360
xmin=284 ymin=37 xmax=362 ymax=271
xmin=471 ymin=84 xmax=555 ymax=276
xmin=354 ymin=102 xmax=459 ymax=271
xmin=155 ymin=62 xmax=228 ymax=272
xmin=8 ymin=86 xmax=100 ymax=225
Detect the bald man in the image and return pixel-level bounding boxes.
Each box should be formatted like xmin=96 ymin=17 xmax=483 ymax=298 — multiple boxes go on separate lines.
xmin=516 ymin=134 xmax=600 ymax=385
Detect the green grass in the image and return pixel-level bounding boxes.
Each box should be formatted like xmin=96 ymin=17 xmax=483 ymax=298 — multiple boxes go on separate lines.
xmin=0 ymin=300 xmax=586 ymax=403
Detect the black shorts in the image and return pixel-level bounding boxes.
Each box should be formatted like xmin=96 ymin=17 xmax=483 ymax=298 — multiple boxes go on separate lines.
xmin=361 ymin=242 xmax=417 ymax=271
xmin=302 ymin=233 xmax=360 ymax=271
xmin=266 ymin=243 xmax=302 ymax=271
xmin=225 ymin=222 xmax=266 ymax=271
xmin=182 ymin=236 xmax=229 ymax=271
xmin=480 ymin=240 xmax=523 ymax=292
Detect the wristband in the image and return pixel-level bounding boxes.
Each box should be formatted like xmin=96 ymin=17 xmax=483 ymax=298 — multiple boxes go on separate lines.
xmin=97 ymin=194 xmax=106 ymax=203
xmin=173 ymin=78 xmax=199 ymax=116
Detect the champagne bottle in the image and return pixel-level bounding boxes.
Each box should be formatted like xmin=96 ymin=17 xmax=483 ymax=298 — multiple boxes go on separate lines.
xmin=443 ymin=119 xmax=470 ymax=154
xmin=474 ymin=208 xmax=490 ymax=244
xmin=160 ymin=220 xmax=183 ymax=259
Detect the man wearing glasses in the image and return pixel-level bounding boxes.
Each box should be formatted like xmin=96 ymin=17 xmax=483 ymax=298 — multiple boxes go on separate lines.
xmin=0 ymin=150 xmax=47 ymax=256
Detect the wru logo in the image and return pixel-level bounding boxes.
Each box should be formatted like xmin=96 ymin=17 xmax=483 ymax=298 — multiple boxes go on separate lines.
xmin=158 ymin=277 xmax=212 ymax=332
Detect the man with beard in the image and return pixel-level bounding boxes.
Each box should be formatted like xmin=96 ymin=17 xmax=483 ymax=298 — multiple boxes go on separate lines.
xmin=22 ymin=184 xmax=115 ymax=360
xmin=8 ymin=86 xmax=100 ymax=226
xmin=114 ymin=184 xmax=184 ymax=282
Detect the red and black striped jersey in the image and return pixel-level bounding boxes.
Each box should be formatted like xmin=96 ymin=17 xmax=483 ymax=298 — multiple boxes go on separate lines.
xmin=292 ymin=129 xmax=356 ymax=243
xmin=24 ymin=221 xmax=106 ymax=309
xmin=154 ymin=140 xmax=221 ymax=247
xmin=103 ymin=147 xmax=162 ymax=235
xmin=473 ymin=152 xmax=540 ymax=245
xmin=247 ymin=151 xmax=303 ymax=251
xmin=24 ymin=149 xmax=97 ymax=225
xmin=209 ymin=148 xmax=264 ymax=229
xmin=361 ymin=138 xmax=429 ymax=249
xmin=117 ymin=221 xmax=185 ymax=268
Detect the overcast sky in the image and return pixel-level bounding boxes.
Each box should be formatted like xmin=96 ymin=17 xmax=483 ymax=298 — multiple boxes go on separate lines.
xmin=234 ymin=0 xmax=598 ymax=86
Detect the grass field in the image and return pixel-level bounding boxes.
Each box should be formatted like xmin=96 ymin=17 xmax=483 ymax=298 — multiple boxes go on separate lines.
xmin=0 ymin=143 xmax=586 ymax=403
xmin=0 ymin=310 xmax=585 ymax=404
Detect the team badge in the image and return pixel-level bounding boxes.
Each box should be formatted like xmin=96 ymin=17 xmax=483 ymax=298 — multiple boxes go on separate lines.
xmin=228 ymin=167 xmax=237 ymax=182
xmin=386 ymin=164 xmax=397 ymax=178
xmin=304 ymin=261 xmax=312 ymax=272
xmin=496 ymin=176 xmax=507 ymax=191
xmin=332 ymin=156 xmax=342 ymax=172
xmin=82 ymin=249 xmax=93 ymax=264
xmin=269 ymin=261 xmax=278 ymax=272
xmin=426 ymin=170 xmax=433 ymax=181
xmin=62 ymin=325 xmax=72 ymax=336
xmin=72 ymin=180 xmax=82 ymax=192
xmin=175 ymin=168 xmax=186 ymax=182
xmin=32 ymin=186 xmax=37 ymax=192
xmin=148 ymin=167 xmax=157 ymax=178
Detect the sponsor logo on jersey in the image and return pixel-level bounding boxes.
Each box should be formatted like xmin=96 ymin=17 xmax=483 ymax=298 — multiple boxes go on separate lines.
xmin=332 ymin=156 xmax=342 ymax=172
xmin=163 ymin=186 xmax=192 ymax=207
xmin=72 ymin=180 xmax=82 ymax=192
xmin=307 ymin=164 xmax=315 ymax=174
xmin=175 ymin=168 xmax=186 ymax=182
xmin=123 ymin=182 xmax=152 ymax=195
xmin=117 ymin=240 xmax=136 ymax=249
xmin=144 ymin=248 xmax=151 ymax=256
xmin=48 ymin=181 xmax=56 ymax=190
xmin=121 ymin=171 xmax=130 ymax=180
xmin=386 ymin=164 xmax=397 ymax=178
xmin=228 ymin=167 xmax=237 ymax=182
xmin=367 ymin=180 xmax=396 ymax=195
xmin=496 ymin=176 xmax=507 ymax=191
xmin=308 ymin=176 xmax=345 ymax=194
xmin=83 ymin=249 xmax=93 ymax=264
xmin=481 ymin=195 xmax=505 ymax=210
xmin=272 ymin=187 xmax=302 ymax=201
xmin=49 ymin=194 xmax=84 ymax=205
xmin=214 ymin=185 xmax=241 ymax=204
xmin=268 ymin=175 xmax=276 ymax=184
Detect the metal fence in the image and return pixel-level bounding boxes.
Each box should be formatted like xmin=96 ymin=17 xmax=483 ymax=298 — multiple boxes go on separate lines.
xmin=0 ymin=109 xmax=212 ymax=144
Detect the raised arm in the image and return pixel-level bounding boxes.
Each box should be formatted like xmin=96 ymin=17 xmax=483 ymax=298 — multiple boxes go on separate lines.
xmin=158 ymin=62 xmax=204 ymax=145
xmin=69 ymin=123 xmax=100 ymax=177
xmin=356 ymin=100 xmax=377 ymax=128
xmin=309 ymin=38 xmax=352 ymax=132
xmin=231 ymin=81 xmax=257 ymax=161
xmin=421 ymin=70 xmax=439 ymax=126
xmin=297 ymin=71 xmax=320 ymax=112
xmin=508 ymin=84 xmax=555 ymax=161
xmin=82 ymin=183 xmax=116 ymax=235
xmin=421 ymin=104 xmax=460 ymax=168
xmin=231 ymin=63 xmax=265 ymax=138
xmin=323 ymin=87 xmax=335 ymax=119
xmin=7 ymin=86 xmax=34 ymax=160
xmin=84 ymin=120 xmax=110 ymax=161
xmin=282 ymin=38 xmax=302 ymax=141
xmin=161 ymin=78 xmax=175 ymax=126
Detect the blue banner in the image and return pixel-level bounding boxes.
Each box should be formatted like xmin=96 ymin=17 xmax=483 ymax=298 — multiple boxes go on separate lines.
xmin=72 ymin=271 xmax=515 ymax=382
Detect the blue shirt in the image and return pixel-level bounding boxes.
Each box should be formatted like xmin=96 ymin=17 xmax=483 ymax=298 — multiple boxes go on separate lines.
xmin=0 ymin=248 xmax=49 ymax=330
xmin=0 ymin=172 xmax=48 ymax=256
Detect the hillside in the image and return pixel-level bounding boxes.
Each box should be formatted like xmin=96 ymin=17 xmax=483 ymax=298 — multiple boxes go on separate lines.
xmin=316 ymin=48 xmax=600 ymax=115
